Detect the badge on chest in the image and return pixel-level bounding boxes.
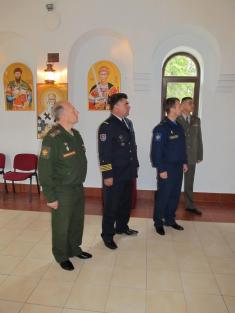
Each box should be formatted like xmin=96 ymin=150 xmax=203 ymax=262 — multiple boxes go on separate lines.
xmin=169 ymin=130 xmax=179 ymax=140
xmin=63 ymin=142 xmax=76 ymax=158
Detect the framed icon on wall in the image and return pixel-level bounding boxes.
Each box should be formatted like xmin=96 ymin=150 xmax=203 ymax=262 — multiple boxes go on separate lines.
xmin=88 ymin=60 xmax=121 ymax=111
xmin=37 ymin=83 xmax=68 ymax=139
xmin=4 ymin=63 xmax=34 ymax=111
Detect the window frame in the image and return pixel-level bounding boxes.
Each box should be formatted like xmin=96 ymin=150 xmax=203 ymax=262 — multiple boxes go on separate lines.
xmin=161 ymin=52 xmax=201 ymax=116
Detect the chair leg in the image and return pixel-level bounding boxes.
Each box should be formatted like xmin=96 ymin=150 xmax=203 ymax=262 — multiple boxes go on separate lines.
xmin=29 ymin=176 xmax=32 ymax=202
xmin=4 ymin=180 xmax=8 ymax=193
xmin=12 ymin=181 xmax=16 ymax=193
xmin=35 ymin=173 xmax=40 ymax=195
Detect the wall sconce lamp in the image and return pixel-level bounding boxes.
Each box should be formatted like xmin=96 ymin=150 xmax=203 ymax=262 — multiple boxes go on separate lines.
xmin=44 ymin=63 xmax=56 ymax=84
xmin=44 ymin=53 xmax=59 ymax=84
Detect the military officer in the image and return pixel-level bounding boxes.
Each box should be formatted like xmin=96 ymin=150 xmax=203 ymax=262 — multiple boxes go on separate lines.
xmin=177 ymin=97 xmax=203 ymax=215
xmin=151 ymin=98 xmax=188 ymax=235
xmin=98 ymin=93 xmax=139 ymax=249
xmin=38 ymin=101 xmax=92 ymax=271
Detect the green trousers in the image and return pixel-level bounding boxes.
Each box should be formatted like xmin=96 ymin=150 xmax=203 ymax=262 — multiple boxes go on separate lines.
xmin=51 ymin=185 xmax=84 ymax=263
xmin=184 ymin=164 xmax=196 ymax=209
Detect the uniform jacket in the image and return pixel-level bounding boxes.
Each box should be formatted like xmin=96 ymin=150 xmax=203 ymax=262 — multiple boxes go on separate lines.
xmin=151 ymin=118 xmax=187 ymax=172
xmin=38 ymin=124 xmax=87 ymax=202
xmin=98 ymin=114 xmax=139 ymax=182
xmin=177 ymin=115 xmax=203 ymax=164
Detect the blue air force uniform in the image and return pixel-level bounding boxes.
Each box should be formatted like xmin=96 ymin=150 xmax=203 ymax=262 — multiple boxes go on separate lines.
xmin=151 ymin=118 xmax=187 ymax=227
xmin=98 ymin=114 xmax=139 ymax=241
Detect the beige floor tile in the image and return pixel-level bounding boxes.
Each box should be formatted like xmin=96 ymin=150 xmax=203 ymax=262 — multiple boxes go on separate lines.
xmin=12 ymin=258 xmax=51 ymax=277
xmin=148 ymin=254 xmax=178 ymax=271
xmin=181 ymin=272 xmax=220 ymax=294
xmin=0 ymin=275 xmax=40 ymax=302
xmin=116 ymin=237 xmax=146 ymax=253
xmin=185 ymin=293 xmax=228 ymax=313
xmin=203 ymin=242 xmax=234 ymax=258
xmin=26 ymin=243 xmax=53 ymax=261
xmin=173 ymin=241 xmax=204 ymax=256
xmin=172 ymin=228 xmax=200 ymax=243
xmin=0 ymin=228 xmax=23 ymax=245
xmin=0 ymin=255 xmax=23 ymax=274
xmin=42 ymin=262 xmax=81 ymax=282
xmin=1 ymin=240 xmax=35 ymax=257
xmin=0 ymin=300 xmax=23 ymax=313
xmin=147 ymin=269 xmax=182 ymax=291
xmin=146 ymin=290 xmax=187 ymax=313
xmin=65 ymin=283 xmax=109 ymax=311
xmin=0 ymin=274 xmax=7 ymax=285
xmin=178 ymin=255 xmax=212 ymax=273
xmin=20 ymin=303 xmax=62 ymax=313
xmin=147 ymin=240 xmax=175 ymax=258
xmin=17 ymin=230 xmax=45 ymax=243
xmin=77 ymin=263 xmax=113 ymax=285
xmin=216 ymin=274 xmax=235 ymax=296
xmin=223 ymin=296 xmax=235 ymax=313
xmin=28 ymin=280 xmax=72 ymax=307
xmin=38 ymin=231 xmax=52 ymax=245
xmin=85 ymin=248 xmax=117 ymax=269
xmin=111 ymin=266 xmax=146 ymax=289
xmin=116 ymin=251 xmax=146 ymax=270
xmin=27 ymin=220 xmax=50 ymax=232
xmin=62 ymin=309 xmax=96 ymax=313
xmin=105 ymin=286 xmax=146 ymax=313
xmin=208 ymin=256 xmax=235 ymax=275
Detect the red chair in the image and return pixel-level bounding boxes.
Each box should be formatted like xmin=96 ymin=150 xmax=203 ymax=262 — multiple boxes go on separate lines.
xmin=0 ymin=153 xmax=8 ymax=192
xmin=4 ymin=153 xmax=40 ymax=201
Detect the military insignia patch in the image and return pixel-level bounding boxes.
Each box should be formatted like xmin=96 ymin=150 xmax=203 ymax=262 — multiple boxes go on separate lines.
xmin=100 ymin=134 xmax=107 ymax=142
xmin=155 ymin=133 xmax=162 ymax=142
xmin=63 ymin=151 xmax=76 ymax=158
xmin=40 ymin=146 xmax=51 ymax=159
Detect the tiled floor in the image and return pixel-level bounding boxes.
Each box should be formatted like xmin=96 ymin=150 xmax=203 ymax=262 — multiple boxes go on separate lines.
xmin=0 ymin=209 xmax=234 ymax=312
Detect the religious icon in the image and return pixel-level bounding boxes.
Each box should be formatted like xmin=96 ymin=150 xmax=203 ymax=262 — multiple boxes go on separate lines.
xmin=37 ymin=83 xmax=68 ymax=139
xmin=4 ymin=63 xmax=34 ymax=111
xmin=88 ymin=60 xmax=121 ymax=111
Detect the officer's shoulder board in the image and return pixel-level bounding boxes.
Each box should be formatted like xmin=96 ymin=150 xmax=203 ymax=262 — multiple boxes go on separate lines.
xmin=48 ymin=126 xmax=61 ymax=138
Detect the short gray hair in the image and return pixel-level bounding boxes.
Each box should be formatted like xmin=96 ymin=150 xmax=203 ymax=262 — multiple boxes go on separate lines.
xmin=52 ymin=101 xmax=65 ymax=121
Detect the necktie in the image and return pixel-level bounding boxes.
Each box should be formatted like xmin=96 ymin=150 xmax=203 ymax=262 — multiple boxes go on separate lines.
xmin=186 ymin=116 xmax=190 ymax=125
xmin=122 ymin=118 xmax=129 ymax=129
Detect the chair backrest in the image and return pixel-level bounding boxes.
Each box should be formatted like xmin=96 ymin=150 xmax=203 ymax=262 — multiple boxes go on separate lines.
xmin=0 ymin=153 xmax=6 ymax=170
xmin=13 ymin=154 xmax=38 ymax=172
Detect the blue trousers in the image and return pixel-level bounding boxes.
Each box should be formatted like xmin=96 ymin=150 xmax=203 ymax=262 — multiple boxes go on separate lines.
xmin=153 ymin=164 xmax=183 ymax=227
xmin=102 ymin=179 xmax=133 ymax=241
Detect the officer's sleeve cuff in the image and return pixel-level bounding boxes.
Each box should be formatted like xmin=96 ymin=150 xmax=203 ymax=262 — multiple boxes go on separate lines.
xmin=158 ymin=165 xmax=167 ymax=173
xmin=100 ymin=163 xmax=113 ymax=179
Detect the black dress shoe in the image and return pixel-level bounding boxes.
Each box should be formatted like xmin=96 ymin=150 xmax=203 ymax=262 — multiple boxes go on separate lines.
xmin=77 ymin=251 xmax=93 ymax=259
xmin=60 ymin=260 xmax=74 ymax=271
xmin=186 ymin=208 xmax=202 ymax=215
xmin=155 ymin=226 xmax=165 ymax=236
xmin=103 ymin=239 xmax=118 ymax=250
xmin=170 ymin=223 xmax=184 ymax=231
xmin=116 ymin=229 xmax=139 ymax=236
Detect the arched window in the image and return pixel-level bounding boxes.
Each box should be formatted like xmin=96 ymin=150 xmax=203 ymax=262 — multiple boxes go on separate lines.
xmin=162 ymin=52 xmax=200 ymax=116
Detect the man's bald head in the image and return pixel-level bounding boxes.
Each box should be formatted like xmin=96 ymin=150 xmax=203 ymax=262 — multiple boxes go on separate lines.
xmin=53 ymin=101 xmax=79 ymax=126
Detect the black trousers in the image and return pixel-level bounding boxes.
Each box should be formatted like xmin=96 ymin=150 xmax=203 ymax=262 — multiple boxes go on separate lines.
xmin=102 ymin=179 xmax=133 ymax=241
xmin=153 ymin=164 xmax=183 ymax=228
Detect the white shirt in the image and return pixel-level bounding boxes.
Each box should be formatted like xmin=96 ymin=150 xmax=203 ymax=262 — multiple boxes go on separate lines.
xmin=112 ymin=114 xmax=129 ymax=128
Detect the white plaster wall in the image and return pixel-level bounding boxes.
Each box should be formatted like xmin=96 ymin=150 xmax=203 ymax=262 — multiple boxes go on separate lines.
xmin=0 ymin=0 xmax=234 ymax=193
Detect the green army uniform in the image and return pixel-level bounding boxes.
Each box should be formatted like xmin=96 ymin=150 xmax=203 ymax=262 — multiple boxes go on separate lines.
xmin=177 ymin=115 xmax=203 ymax=209
xmin=38 ymin=124 xmax=87 ymax=263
